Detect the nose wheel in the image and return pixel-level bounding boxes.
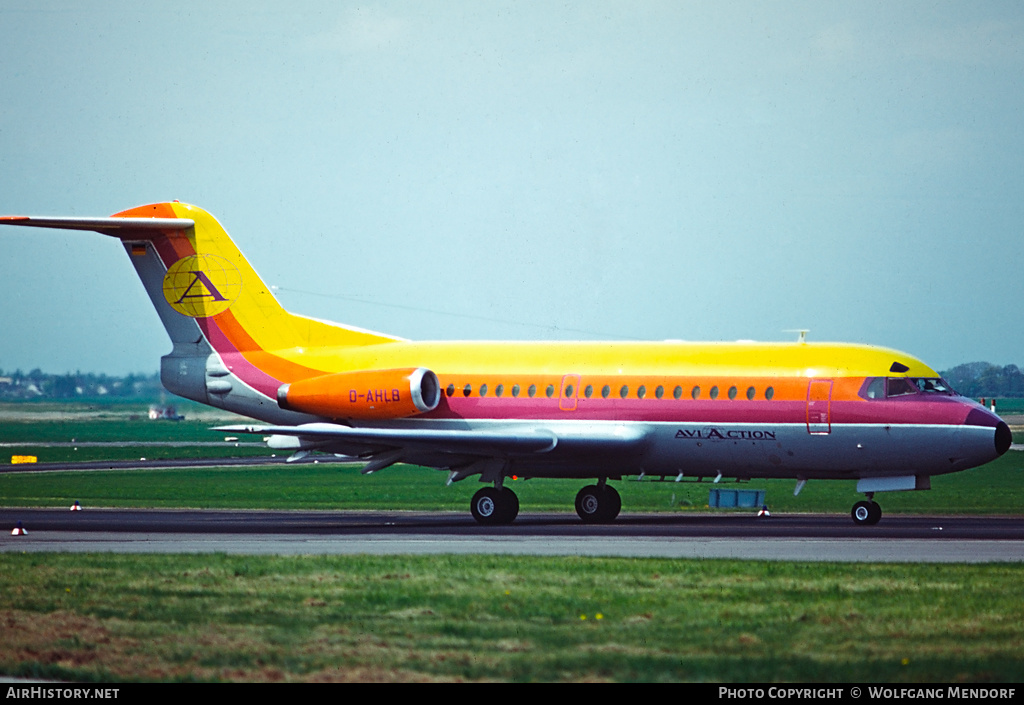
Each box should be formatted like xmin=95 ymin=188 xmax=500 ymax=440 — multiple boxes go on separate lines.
xmin=851 ymin=500 xmax=882 ymax=526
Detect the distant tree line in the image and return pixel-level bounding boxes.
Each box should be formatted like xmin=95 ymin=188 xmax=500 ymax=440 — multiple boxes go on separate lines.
xmin=938 ymin=363 xmax=1024 ymax=399
xmin=0 ymin=369 xmax=164 ymax=401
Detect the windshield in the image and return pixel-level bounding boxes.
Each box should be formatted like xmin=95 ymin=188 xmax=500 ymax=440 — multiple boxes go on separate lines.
xmin=910 ymin=377 xmax=955 ymax=394
xmin=886 ymin=377 xmax=918 ymax=397
xmin=861 ymin=377 xmax=958 ymax=400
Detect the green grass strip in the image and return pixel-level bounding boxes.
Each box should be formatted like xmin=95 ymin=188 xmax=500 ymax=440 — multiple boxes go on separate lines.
xmin=2 ymin=453 xmax=1023 ymax=515
xmin=1 ymin=553 xmax=1022 ymax=682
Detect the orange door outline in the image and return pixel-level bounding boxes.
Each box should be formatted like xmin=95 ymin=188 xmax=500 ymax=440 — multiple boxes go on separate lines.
xmin=806 ymin=379 xmax=832 ymax=434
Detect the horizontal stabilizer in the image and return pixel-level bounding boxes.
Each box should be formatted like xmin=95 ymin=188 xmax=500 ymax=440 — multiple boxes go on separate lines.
xmin=0 ymin=216 xmax=193 ymax=236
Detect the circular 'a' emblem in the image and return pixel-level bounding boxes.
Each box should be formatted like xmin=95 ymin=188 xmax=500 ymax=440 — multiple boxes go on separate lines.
xmin=162 ymin=254 xmax=242 ymax=317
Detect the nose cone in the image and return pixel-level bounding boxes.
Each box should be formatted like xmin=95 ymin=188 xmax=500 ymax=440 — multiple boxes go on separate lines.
xmin=995 ymin=421 xmax=1013 ymax=456
xmin=965 ymin=408 xmax=1013 ymax=457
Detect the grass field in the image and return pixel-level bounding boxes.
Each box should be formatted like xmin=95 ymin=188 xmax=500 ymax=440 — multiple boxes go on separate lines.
xmin=2 ymin=402 xmax=1023 ymax=683
xmin=2 ymin=553 xmax=1024 ymax=682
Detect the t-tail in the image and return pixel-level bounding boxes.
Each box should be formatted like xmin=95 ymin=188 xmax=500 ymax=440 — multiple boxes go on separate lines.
xmin=0 ymin=202 xmax=401 ymax=422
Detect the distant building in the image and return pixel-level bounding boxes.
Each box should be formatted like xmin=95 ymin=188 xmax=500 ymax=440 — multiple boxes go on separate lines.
xmin=148 ymin=405 xmax=184 ymax=421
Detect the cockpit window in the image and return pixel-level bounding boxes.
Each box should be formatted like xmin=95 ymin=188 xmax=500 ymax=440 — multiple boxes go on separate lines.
xmin=862 ymin=377 xmax=886 ymax=399
xmin=911 ymin=377 xmax=955 ymax=394
xmin=861 ymin=376 xmax=957 ymax=400
xmin=886 ymin=377 xmax=918 ymax=397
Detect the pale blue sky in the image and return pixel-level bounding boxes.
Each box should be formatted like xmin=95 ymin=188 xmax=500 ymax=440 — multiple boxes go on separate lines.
xmin=1 ymin=1 xmax=1022 ymax=374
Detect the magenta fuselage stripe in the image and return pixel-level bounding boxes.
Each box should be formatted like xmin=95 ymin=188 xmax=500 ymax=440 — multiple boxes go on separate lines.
xmin=150 ymin=232 xmax=189 ymax=265
xmin=145 ymin=233 xmax=282 ymax=400
xmin=195 ymin=318 xmax=283 ymax=398
xmin=426 ymin=396 xmax=978 ymax=425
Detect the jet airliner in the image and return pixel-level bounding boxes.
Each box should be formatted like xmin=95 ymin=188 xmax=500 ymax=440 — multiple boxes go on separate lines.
xmin=1 ymin=202 xmax=1011 ymax=525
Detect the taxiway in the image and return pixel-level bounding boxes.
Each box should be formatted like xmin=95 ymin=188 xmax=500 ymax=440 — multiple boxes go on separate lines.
xmin=2 ymin=508 xmax=1022 ymax=562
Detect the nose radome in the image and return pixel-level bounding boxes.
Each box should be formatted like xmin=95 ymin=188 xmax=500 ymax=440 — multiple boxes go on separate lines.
xmin=963 ymin=407 xmax=1012 ymax=458
xmin=995 ymin=422 xmax=1012 ymax=457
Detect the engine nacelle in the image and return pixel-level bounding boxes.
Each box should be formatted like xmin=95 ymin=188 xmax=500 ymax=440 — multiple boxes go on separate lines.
xmin=277 ymin=367 xmax=441 ymax=420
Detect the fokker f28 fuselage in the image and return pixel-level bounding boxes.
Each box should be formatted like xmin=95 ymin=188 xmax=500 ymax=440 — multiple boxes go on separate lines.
xmin=1 ymin=202 xmax=1011 ymax=525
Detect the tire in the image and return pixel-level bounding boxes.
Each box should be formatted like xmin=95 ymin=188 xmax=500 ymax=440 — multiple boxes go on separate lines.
xmin=575 ymin=485 xmax=602 ymax=523
xmin=575 ymin=484 xmax=621 ymax=524
xmin=867 ymin=501 xmax=882 ymax=525
xmin=503 ymin=488 xmax=520 ymax=523
xmin=852 ymin=500 xmax=881 ymax=526
xmin=471 ymin=487 xmax=518 ymax=525
xmin=603 ymin=485 xmax=621 ymax=522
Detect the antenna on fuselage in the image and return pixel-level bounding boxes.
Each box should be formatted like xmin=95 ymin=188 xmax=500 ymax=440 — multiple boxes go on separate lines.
xmin=784 ymin=329 xmax=810 ymax=344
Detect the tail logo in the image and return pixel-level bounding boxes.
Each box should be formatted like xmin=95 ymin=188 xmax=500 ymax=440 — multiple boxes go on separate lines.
xmin=162 ymin=254 xmax=242 ymax=318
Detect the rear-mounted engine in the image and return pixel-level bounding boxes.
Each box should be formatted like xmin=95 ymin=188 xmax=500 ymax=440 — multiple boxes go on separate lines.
xmin=277 ymin=367 xmax=440 ymax=420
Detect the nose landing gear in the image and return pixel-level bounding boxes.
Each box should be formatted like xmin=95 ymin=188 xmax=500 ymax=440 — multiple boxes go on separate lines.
xmin=851 ymin=497 xmax=882 ymax=525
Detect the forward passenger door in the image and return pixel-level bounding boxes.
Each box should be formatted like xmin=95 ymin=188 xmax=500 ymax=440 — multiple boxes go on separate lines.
xmin=806 ymin=379 xmax=832 ymax=434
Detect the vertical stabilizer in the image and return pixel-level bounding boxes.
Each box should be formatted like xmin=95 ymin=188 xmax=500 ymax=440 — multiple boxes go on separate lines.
xmin=1 ymin=202 xmax=401 ymax=422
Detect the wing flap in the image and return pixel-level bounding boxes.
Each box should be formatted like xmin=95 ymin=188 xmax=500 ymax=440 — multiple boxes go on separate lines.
xmin=217 ymin=422 xmax=560 ymax=457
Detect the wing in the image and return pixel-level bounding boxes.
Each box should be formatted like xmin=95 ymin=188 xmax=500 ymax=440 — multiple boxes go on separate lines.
xmin=216 ymin=422 xmax=647 ymax=477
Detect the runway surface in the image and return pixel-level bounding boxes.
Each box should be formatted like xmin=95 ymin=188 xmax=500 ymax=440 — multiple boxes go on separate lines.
xmin=2 ymin=507 xmax=1023 ymax=562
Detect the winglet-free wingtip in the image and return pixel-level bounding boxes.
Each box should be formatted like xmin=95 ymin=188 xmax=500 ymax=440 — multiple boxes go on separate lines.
xmin=0 ymin=216 xmax=30 ymax=222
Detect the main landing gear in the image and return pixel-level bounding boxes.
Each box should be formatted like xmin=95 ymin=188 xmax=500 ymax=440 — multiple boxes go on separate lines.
xmin=470 ymin=486 xmax=520 ymax=526
xmin=469 ymin=480 xmax=622 ymax=525
xmin=851 ymin=496 xmax=882 ymax=526
xmin=574 ymin=483 xmax=621 ymax=524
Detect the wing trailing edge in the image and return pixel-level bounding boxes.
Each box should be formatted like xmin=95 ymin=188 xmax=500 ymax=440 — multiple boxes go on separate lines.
xmin=216 ymin=422 xmax=560 ymax=456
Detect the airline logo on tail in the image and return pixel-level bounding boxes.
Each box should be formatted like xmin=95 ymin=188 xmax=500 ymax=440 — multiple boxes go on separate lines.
xmin=161 ymin=254 xmax=242 ymax=317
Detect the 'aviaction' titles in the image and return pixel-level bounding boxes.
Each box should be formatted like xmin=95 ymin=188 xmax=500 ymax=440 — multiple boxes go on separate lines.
xmin=676 ymin=427 xmax=777 ymax=441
